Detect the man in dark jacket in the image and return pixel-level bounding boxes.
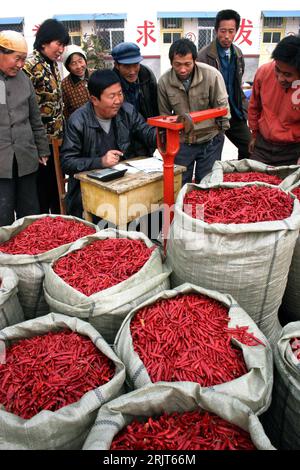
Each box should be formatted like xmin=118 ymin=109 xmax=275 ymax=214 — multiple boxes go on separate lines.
xmin=198 ymin=9 xmax=251 ymax=159
xmin=112 ymin=42 xmax=158 ymax=119
xmin=112 ymin=42 xmax=158 ymax=156
xmin=61 ymin=69 xmax=156 ymax=218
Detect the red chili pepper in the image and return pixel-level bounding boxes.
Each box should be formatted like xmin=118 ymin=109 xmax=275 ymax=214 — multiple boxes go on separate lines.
xmin=0 ymin=330 xmax=115 ymax=419
xmin=53 ymin=238 xmax=155 ymax=296
xmin=0 ymin=216 xmax=95 ymax=255
xmin=223 ymin=171 xmax=282 ymax=185
xmin=290 ymin=337 xmax=300 ymax=361
xmin=183 ymin=186 xmax=293 ymax=224
xmin=130 ymin=293 xmax=264 ymax=387
xmin=292 ymin=187 xmax=300 ymax=200
xmin=110 ymin=409 xmax=256 ymax=450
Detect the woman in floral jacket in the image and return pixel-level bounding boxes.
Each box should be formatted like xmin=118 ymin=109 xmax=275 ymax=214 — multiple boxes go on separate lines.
xmin=23 ymin=19 xmax=69 ymax=214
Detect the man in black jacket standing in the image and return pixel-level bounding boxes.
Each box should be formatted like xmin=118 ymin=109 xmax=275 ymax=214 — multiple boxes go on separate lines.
xmin=198 ymin=9 xmax=251 ymax=159
xmin=61 ymin=69 xmax=156 ymax=218
xmin=112 ymin=42 xmax=159 ymax=120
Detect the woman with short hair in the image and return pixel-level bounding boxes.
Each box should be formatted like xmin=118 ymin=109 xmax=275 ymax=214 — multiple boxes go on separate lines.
xmin=23 ymin=18 xmax=70 ymax=214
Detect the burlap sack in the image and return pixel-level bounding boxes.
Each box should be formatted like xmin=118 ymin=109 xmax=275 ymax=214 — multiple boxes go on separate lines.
xmin=83 ymin=382 xmax=275 ymax=450
xmin=167 ymin=182 xmax=300 ymax=345
xmin=279 ymin=171 xmax=300 ymax=322
xmin=0 ymin=215 xmax=97 ymax=319
xmin=261 ymin=321 xmax=300 ymax=450
xmin=0 ymin=313 xmax=125 ymax=450
xmin=0 ymin=267 xmax=24 ymax=329
xmin=115 ymin=283 xmax=273 ymax=414
xmin=201 ymin=158 xmax=300 ymax=185
xmin=43 ymin=229 xmax=170 ymax=344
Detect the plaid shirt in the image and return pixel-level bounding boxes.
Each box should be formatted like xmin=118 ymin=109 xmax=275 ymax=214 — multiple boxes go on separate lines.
xmin=61 ymin=74 xmax=90 ymax=119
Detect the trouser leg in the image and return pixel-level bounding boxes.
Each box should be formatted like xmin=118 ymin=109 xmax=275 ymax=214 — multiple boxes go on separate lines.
xmin=225 ymin=117 xmax=252 ymax=159
xmin=15 ymin=171 xmax=40 ymax=219
xmin=194 ymin=133 xmax=225 ymax=183
xmin=251 ymin=133 xmax=300 ymax=166
xmin=0 ymin=178 xmax=15 ymax=226
xmin=37 ymin=144 xmax=60 ymax=214
xmin=174 ymin=144 xmax=198 ymax=186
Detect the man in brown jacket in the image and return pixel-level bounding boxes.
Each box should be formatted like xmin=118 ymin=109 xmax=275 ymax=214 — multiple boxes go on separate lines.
xmin=158 ymin=38 xmax=230 ymax=185
xmin=197 ymin=10 xmax=251 ymax=159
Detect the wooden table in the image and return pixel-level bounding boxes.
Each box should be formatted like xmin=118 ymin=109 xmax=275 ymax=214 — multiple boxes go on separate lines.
xmin=74 ymin=161 xmax=185 ymax=229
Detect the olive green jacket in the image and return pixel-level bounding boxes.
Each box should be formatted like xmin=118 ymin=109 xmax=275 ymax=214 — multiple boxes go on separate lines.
xmin=158 ymin=62 xmax=230 ymax=144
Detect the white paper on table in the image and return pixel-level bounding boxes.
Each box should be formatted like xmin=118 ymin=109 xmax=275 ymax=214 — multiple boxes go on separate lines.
xmin=126 ymin=157 xmax=163 ymax=173
xmin=113 ymin=163 xmax=140 ymax=174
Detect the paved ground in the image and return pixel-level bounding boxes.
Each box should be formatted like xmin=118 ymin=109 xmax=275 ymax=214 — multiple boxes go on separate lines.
xmin=222 ymin=136 xmax=238 ymax=162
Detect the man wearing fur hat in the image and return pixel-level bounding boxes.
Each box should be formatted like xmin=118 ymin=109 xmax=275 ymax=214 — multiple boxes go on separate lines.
xmin=0 ymin=31 xmax=50 ymax=226
xmin=61 ymin=45 xmax=90 ymax=119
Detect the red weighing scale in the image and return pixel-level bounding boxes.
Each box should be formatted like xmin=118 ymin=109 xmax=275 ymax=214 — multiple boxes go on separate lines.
xmin=147 ymin=108 xmax=227 ymax=252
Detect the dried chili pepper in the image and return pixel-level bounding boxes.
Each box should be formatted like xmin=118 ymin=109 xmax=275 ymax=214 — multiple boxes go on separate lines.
xmin=130 ymin=293 xmax=264 ymax=387
xmin=183 ymin=186 xmax=293 ymax=224
xmin=290 ymin=337 xmax=300 ymax=361
xmin=110 ymin=409 xmax=256 ymax=450
xmin=0 ymin=216 xmax=95 ymax=255
xmin=0 ymin=330 xmax=114 ymax=419
xmin=223 ymin=171 xmax=282 ymax=185
xmin=292 ymin=187 xmax=300 ymax=200
xmin=53 ymin=238 xmax=155 ymax=296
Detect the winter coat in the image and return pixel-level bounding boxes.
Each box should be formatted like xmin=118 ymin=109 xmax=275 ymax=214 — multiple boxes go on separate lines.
xmin=60 ymin=101 xmax=156 ymax=215
xmin=158 ymin=62 xmax=230 ymax=144
xmin=23 ymin=50 xmax=64 ymax=139
xmin=0 ymin=70 xmax=50 ymax=178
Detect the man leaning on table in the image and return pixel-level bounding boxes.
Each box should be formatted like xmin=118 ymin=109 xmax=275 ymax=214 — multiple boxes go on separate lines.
xmin=60 ymin=69 xmax=156 ymax=218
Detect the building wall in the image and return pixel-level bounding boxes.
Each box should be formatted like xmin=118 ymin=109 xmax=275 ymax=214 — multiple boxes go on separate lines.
xmin=1 ymin=3 xmax=299 ymax=83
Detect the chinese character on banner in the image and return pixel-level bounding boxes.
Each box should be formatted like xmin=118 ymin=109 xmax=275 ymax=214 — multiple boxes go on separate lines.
xmin=137 ymin=20 xmax=157 ymax=47
xmin=235 ymin=19 xmax=253 ymax=46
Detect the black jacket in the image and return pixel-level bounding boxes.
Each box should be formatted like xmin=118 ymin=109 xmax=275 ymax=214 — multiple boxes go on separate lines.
xmin=114 ymin=64 xmax=159 ymax=120
xmin=61 ymin=101 xmax=156 ymax=216
xmin=197 ymin=40 xmax=248 ymax=120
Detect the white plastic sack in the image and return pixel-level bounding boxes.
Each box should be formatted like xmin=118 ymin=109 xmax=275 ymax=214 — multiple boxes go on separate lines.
xmin=167 ymin=182 xmax=300 ymax=345
xmin=83 ymin=382 xmax=275 ymax=450
xmin=0 ymin=215 xmax=97 ymax=320
xmin=0 ymin=313 xmax=125 ymax=450
xmin=43 ymin=229 xmax=170 ymax=344
xmin=0 ymin=267 xmax=24 ymax=329
xmin=280 ymin=172 xmax=300 ymax=322
xmin=201 ymin=158 xmax=300 ymax=185
xmin=262 ymin=321 xmax=300 ymax=450
xmin=115 ymin=283 xmax=273 ymax=414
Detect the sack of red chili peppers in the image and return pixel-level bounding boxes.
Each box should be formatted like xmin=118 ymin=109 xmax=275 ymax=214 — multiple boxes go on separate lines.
xmin=167 ymin=182 xmax=300 ymax=345
xmin=0 ymin=215 xmax=98 ymax=320
xmin=43 ymin=229 xmax=170 ymax=345
xmin=0 ymin=312 xmax=125 ymax=450
xmin=261 ymin=321 xmax=300 ymax=450
xmin=279 ymin=173 xmax=300 ymax=323
xmin=201 ymin=158 xmax=300 ymax=186
xmin=0 ymin=267 xmax=24 ymax=329
xmin=115 ymin=283 xmax=273 ymax=414
xmin=82 ymin=382 xmax=275 ymax=450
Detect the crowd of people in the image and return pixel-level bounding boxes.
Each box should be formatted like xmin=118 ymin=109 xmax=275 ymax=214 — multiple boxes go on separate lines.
xmin=0 ymin=9 xmax=300 ymax=226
